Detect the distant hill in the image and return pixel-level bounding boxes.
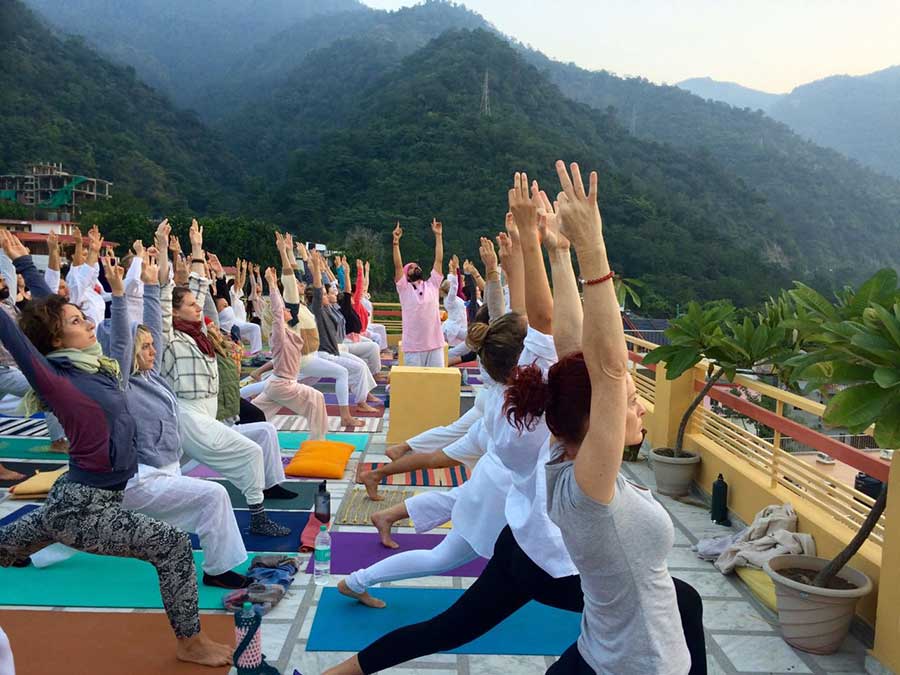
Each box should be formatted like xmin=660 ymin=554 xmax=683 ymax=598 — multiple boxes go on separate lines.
xmin=768 ymin=66 xmax=900 ymax=178
xmin=677 ymin=77 xmax=782 ymax=111
xmin=21 ymin=0 xmax=362 ymax=104
xmin=0 ymin=0 xmax=240 ymax=210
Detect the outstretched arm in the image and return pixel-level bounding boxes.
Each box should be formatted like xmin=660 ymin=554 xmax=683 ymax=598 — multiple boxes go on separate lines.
xmin=431 ymin=218 xmax=444 ymax=276
xmin=556 ymin=161 xmax=627 ymax=504
xmin=392 ymin=222 xmax=404 ymax=282
xmin=539 ymin=194 xmax=582 ymax=357
xmin=509 ymin=172 xmax=553 ymax=334
xmin=497 ymin=214 xmax=525 ymax=316
xmin=479 ymin=237 xmax=505 ymax=322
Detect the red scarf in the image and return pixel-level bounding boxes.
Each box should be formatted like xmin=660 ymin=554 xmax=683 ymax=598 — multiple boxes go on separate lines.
xmin=173 ymin=318 xmax=216 ymax=357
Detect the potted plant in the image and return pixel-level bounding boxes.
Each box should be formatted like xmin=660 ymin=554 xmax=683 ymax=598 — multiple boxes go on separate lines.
xmin=642 ymin=302 xmax=787 ymax=496
xmin=762 ymin=271 xmax=894 ymax=654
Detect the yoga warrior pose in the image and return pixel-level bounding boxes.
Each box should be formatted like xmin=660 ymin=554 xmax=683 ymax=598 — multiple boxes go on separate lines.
xmin=0 ymin=229 xmax=231 ymax=667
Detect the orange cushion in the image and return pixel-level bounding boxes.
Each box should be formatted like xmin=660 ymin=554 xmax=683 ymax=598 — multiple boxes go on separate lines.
xmin=284 ymin=440 xmax=355 ymax=479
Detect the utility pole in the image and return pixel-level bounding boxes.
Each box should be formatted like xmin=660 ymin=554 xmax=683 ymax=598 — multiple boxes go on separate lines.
xmin=480 ymin=69 xmax=491 ymax=117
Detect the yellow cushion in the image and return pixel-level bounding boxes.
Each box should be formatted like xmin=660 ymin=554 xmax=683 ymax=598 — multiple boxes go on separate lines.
xmin=9 ymin=467 xmax=68 ymax=499
xmin=735 ymin=566 xmax=777 ymax=612
xmin=284 ymin=440 xmax=354 ymax=479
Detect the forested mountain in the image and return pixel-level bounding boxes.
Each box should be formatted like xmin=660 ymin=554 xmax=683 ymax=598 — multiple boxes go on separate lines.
xmin=20 ymin=0 xmax=361 ymax=104
xmin=524 ymin=52 xmax=900 ymax=281
xmin=767 ymin=66 xmax=900 ymax=179
xmin=0 ymin=0 xmax=241 ymax=211
xmin=677 ymin=77 xmax=782 ymax=111
xmin=248 ymin=30 xmax=797 ymax=313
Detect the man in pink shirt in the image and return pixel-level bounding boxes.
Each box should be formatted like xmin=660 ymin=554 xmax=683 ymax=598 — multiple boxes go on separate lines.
xmin=393 ymin=219 xmax=446 ymax=367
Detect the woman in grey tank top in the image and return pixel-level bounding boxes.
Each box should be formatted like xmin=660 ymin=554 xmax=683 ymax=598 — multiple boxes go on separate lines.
xmin=520 ymin=161 xmax=697 ymax=674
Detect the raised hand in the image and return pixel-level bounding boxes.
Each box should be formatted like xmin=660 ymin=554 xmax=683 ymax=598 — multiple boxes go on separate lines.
xmin=169 ymin=234 xmax=182 ymax=255
xmin=431 ymin=218 xmax=443 ymax=236
xmin=392 ymin=221 xmax=403 ymax=244
xmin=47 ymin=229 xmax=59 ymax=252
xmin=101 ymin=257 xmax=125 ymax=296
xmin=264 ymin=266 xmax=278 ymax=287
xmin=88 ymin=225 xmax=103 ymax=254
xmin=554 ymin=160 xmax=602 ymax=251
xmin=141 ymin=255 xmax=159 ymax=285
xmin=507 ymin=172 xmax=539 ymax=233
xmin=479 ymin=237 xmax=498 ymax=274
xmin=173 ymin=253 xmax=189 ymax=286
xmin=284 ymin=232 xmax=293 ymax=252
xmin=449 ymin=254 xmax=459 ymax=274
xmin=154 ymin=219 xmax=170 ymax=249
xmin=0 ymin=229 xmax=29 ymax=261
xmin=132 ymin=239 xmax=145 ymax=258
xmin=208 ymin=252 xmax=223 ymax=277
xmin=295 ymin=241 xmax=309 ymax=261
xmin=496 ymin=231 xmax=512 ymax=263
xmin=538 ymin=190 xmax=570 ymax=254
xmin=188 ymin=219 xmax=203 ymax=252
xmin=356 ymin=258 xmax=364 ymax=270
xmin=274 ymin=231 xmax=286 ymax=252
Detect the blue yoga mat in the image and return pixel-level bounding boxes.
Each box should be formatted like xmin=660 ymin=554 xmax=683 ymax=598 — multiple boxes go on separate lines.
xmin=0 ymin=503 xmax=39 ymax=525
xmin=277 ymin=431 xmax=370 ymax=453
xmin=307 ymin=587 xmax=581 ymax=655
xmin=188 ymin=509 xmax=309 ymax=553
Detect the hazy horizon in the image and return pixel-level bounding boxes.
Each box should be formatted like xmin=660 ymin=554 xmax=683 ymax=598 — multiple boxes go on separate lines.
xmin=363 ymin=0 xmax=899 ymax=93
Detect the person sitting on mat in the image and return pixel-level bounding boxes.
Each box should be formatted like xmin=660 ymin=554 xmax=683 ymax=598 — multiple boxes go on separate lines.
xmin=249 ymin=264 xmax=328 ymax=441
xmin=0 ymin=229 xmax=232 ymax=668
xmin=30 ymin=220 xmax=250 ymax=589
xmin=161 ymin=220 xmax=289 ymax=538
xmin=392 ymin=219 xmax=446 ymax=367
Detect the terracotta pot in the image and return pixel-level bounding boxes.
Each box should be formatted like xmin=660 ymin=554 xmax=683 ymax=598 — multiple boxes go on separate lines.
xmin=649 ymin=448 xmax=700 ymax=497
xmin=764 ymin=554 xmax=873 ymax=655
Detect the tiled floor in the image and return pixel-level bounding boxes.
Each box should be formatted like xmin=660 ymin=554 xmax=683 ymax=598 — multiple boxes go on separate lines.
xmin=0 ymin=398 xmax=874 ymax=674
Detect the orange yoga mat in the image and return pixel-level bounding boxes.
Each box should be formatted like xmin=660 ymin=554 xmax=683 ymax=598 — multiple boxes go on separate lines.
xmin=0 ymin=609 xmax=235 ymax=675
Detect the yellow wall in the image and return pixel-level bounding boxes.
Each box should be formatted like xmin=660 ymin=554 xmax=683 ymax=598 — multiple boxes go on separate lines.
xmin=873 ymin=459 xmax=900 ymax=672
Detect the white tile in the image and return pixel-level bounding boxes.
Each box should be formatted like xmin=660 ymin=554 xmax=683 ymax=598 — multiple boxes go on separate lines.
xmin=808 ymin=634 xmax=868 ymax=672
xmin=671 ymin=570 xmax=743 ymax=598
xmin=701 ymin=599 xmax=774 ymax=632
xmin=468 ymin=654 xmax=548 ymax=675
xmin=667 ymin=546 xmax=716 ymax=570
xmin=713 ymin=634 xmax=812 ymax=673
xmin=259 ymin=620 xmax=293 ymax=661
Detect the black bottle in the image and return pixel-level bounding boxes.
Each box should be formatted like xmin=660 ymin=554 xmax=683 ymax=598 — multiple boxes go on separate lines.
xmin=711 ymin=474 xmax=731 ymax=526
xmin=315 ymin=480 xmax=331 ymax=524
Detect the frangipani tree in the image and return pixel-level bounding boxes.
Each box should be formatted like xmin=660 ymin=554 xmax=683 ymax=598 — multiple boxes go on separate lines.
xmin=780 ymin=269 xmax=896 ymax=587
xmin=643 ymin=301 xmax=788 ymax=458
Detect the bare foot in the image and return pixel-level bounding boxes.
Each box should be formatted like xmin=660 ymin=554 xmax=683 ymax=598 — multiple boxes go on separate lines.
xmin=341 ymin=416 xmax=365 ymax=428
xmin=359 ymin=470 xmax=384 ymax=501
xmin=386 ymin=443 xmax=410 ymax=461
xmin=48 ymin=439 xmax=70 ymax=454
xmin=356 ymin=402 xmax=378 ymax=414
xmin=371 ymin=511 xmax=399 ymax=549
xmin=337 ymin=579 xmax=386 ymax=609
xmin=0 ymin=467 xmax=26 ymax=482
xmin=176 ymin=632 xmax=233 ymax=667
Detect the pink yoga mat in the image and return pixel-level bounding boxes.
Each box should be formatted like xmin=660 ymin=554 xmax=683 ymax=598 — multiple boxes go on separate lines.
xmin=304 ymin=532 xmax=488 ymax=577
xmin=186 ymin=455 xmax=291 ymax=479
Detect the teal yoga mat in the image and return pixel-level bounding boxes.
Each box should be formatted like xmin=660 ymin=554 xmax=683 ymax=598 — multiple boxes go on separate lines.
xmin=277 ymin=431 xmax=369 ymax=453
xmin=0 ymin=437 xmax=69 ymax=461
xmin=0 ymin=550 xmax=251 ymax=609
xmin=307 ymin=587 xmax=581 ymax=655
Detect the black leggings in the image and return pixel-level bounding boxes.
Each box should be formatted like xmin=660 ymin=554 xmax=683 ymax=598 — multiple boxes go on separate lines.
xmin=357 ymin=526 xmax=707 ymax=674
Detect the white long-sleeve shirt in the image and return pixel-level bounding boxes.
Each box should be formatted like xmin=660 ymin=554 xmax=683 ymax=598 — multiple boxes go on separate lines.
xmin=124 ymin=256 xmax=144 ymax=325
xmin=66 ymin=263 xmax=106 ymax=327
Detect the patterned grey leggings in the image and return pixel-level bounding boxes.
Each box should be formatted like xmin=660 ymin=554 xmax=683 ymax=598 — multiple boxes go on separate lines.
xmin=0 ymin=476 xmax=201 ymax=638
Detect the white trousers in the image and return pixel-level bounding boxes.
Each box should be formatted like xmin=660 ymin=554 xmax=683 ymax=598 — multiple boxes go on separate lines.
xmin=232 ymin=421 xmax=286 ymax=488
xmin=235 ymin=320 xmax=262 ymax=355
xmin=407 ymin=404 xmax=482 ymax=453
xmin=346 ymin=527 xmax=476 ymax=594
xmin=30 ymin=463 xmax=247 ymax=576
xmin=406 ymin=487 xmax=460 ymax=533
xmin=178 ymin=396 xmax=265 ymax=505
xmin=0 ymin=626 xmax=13 ymax=675
xmin=299 ymin=354 xmax=352 ymax=406
xmin=343 ymin=339 xmax=381 ymax=376
xmin=448 ymin=341 xmax=472 ymax=359
xmin=240 ymin=378 xmax=267 ymax=399
xmin=365 ymin=324 xmax=388 ymax=350
xmin=404 ymin=347 xmax=445 ymax=367
xmin=319 ymin=351 xmax=375 ymax=404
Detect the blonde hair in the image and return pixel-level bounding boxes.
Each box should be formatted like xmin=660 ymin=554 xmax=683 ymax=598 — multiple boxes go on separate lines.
xmin=133 ymin=325 xmax=153 ymax=373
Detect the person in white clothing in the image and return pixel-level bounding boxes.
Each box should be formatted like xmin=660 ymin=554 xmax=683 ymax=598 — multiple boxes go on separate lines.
xmin=440 ymin=255 xmax=468 ymax=348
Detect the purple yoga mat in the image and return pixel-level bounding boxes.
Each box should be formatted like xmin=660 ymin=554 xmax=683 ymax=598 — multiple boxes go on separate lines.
xmin=305 ymin=532 xmax=488 ymax=577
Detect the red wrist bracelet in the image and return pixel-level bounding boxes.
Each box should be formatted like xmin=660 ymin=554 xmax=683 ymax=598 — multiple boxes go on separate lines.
xmin=581 ymin=270 xmax=615 ymax=286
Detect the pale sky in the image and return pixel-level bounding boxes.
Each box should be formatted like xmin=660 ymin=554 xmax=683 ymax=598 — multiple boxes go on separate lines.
xmin=363 ymin=0 xmax=900 ymax=93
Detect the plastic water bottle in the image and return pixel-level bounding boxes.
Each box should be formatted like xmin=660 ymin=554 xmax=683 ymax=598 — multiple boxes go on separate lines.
xmin=234 ymin=601 xmax=262 ymax=670
xmin=314 ymin=525 xmax=331 ymax=585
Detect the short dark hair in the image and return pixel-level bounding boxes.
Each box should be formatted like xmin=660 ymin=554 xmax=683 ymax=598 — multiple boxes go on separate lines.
xmin=18 ymin=295 xmax=70 ymax=354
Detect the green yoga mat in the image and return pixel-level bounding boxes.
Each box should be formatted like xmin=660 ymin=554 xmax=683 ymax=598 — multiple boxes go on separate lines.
xmin=0 ymin=550 xmax=254 ymax=609
xmin=0 ymin=437 xmax=69 ymax=461
xmin=216 ymin=479 xmax=317 ymax=510
xmin=277 ymin=431 xmax=369 ymax=453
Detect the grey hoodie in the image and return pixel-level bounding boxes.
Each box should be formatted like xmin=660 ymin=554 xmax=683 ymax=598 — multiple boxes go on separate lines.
xmin=100 ymin=283 xmax=182 ymax=468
